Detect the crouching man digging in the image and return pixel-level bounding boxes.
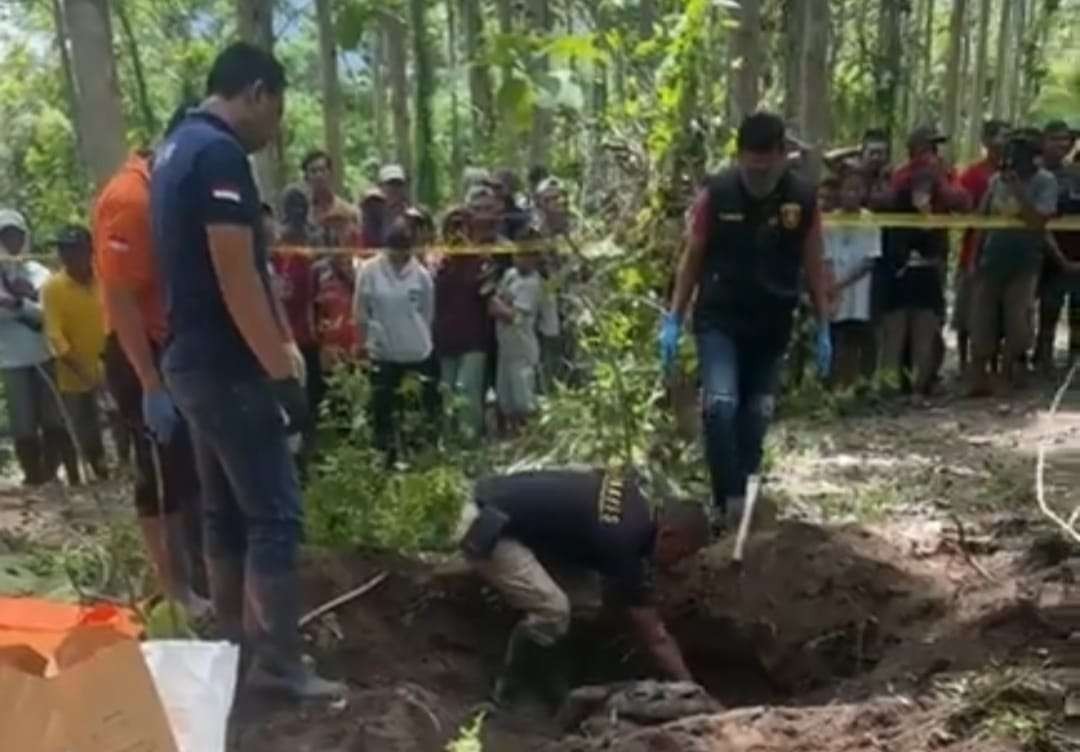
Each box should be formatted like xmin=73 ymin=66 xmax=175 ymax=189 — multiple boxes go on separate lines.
xmin=459 ymin=467 xmax=709 ymax=710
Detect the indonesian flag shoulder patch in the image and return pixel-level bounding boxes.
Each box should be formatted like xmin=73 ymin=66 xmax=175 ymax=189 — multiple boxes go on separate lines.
xmin=211 ymin=185 xmax=243 ymax=204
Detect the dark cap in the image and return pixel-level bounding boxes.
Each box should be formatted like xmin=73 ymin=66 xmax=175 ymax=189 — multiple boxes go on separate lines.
xmin=1009 ymin=126 xmax=1043 ymax=145
xmin=862 ymin=128 xmax=889 ymax=145
xmin=47 ymin=224 xmax=91 ymax=249
xmin=907 ymin=125 xmax=948 ymax=150
xmin=1044 ymin=119 xmax=1078 ymax=137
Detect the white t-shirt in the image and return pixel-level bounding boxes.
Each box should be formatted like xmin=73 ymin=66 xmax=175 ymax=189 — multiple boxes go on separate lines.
xmin=824 ymin=216 xmax=882 ymax=323
xmin=495 ymin=268 xmax=542 ymax=365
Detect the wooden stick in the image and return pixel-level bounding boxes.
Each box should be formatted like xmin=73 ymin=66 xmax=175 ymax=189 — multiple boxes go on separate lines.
xmin=298 ymin=571 xmax=389 ymax=628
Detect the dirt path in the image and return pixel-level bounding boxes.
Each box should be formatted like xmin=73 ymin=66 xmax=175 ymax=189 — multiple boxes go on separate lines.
xmin=4 ymin=386 xmax=1080 ymax=750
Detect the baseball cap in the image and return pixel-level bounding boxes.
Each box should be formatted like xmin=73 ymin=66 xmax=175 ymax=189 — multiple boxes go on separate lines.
xmin=359 ymin=187 xmax=386 ymax=205
xmin=1043 ymin=119 xmax=1079 ymax=138
xmin=465 ymin=183 xmax=496 ymax=207
xmin=378 ymin=164 xmax=407 ymax=183
xmin=536 ymin=176 xmax=565 ymax=197
xmin=47 ymin=224 xmax=91 ymax=249
xmin=907 ymin=125 xmax=949 ymax=150
xmin=0 ymin=209 xmax=28 ymax=234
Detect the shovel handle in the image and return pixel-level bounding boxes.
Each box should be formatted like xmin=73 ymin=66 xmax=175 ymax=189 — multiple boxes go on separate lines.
xmin=733 ymin=475 xmax=761 ymax=565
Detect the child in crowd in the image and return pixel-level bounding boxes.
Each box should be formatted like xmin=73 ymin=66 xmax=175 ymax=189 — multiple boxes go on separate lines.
xmin=825 ymin=170 xmax=882 ymax=388
xmin=490 ymin=237 xmax=547 ymax=432
xmin=41 ymin=225 xmax=107 ymax=483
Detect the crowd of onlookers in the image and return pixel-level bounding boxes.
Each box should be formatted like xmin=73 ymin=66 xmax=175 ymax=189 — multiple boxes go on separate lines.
xmin=0 ymin=152 xmax=575 ymax=488
xmin=815 ymin=119 xmax=1080 ymax=402
xmin=1 ymin=118 xmax=1079 ymax=488
xmin=267 ymin=154 xmax=570 ymax=461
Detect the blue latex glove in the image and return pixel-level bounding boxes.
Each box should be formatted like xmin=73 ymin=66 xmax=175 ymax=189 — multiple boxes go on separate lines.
xmin=658 ymin=311 xmax=682 ymax=371
xmin=143 ymin=388 xmax=179 ymax=445
xmin=815 ymin=322 xmax=833 ymax=378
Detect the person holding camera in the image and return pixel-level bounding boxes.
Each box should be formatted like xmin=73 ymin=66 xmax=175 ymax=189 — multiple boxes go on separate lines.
xmin=967 ymin=129 xmax=1060 ymax=395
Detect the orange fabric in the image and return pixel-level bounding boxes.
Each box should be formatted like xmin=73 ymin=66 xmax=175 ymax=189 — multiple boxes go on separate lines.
xmin=0 ymin=597 xmax=139 ymax=660
xmin=92 ymin=154 xmax=168 ymax=344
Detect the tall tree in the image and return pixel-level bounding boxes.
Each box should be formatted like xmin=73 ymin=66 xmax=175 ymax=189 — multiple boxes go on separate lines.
xmin=941 ymin=0 xmax=968 ymax=159
xmin=966 ymin=0 xmax=992 ymax=160
xmin=798 ymin=0 xmax=830 ymax=181
xmin=914 ymin=0 xmax=936 ymax=126
xmin=729 ymin=0 xmax=762 ymax=122
xmin=314 ymin=0 xmax=344 ymax=194
xmin=446 ymin=0 xmax=463 ymax=182
xmin=781 ymin=0 xmax=802 ymax=123
xmin=527 ymin=0 xmax=553 ymax=167
xmin=62 ymin=0 xmax=128 ymax=187
xmin=461 ymin=0 xmax=495 ymax=142
xmin=876 ymin=0 xmax=904 ymax=141
xmin=383 ymin=10 xmax=413 ymax=176
xmin=236 ymin=0 xmax=282 ymax=198
xmin=1005 ymin=0 xmax=1027 ymax=121
xmin=410 ymin=0 xmax=437 ymax=206
xmin=989 ymin=0 xmax=1011 ymax=118
xmin=114 ymin=0 xmax=157 ymax=138
xmin=371 ymin=28 xmax=388 ymax=161
xmin=50 ymin=0 xmax=86 ymax=182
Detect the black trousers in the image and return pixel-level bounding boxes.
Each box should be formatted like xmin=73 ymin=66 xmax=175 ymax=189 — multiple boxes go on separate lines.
xmin=369 ymin=358 xmax=441 ymax=459
xmin=103 ymin=334 xmax=199 ymax=518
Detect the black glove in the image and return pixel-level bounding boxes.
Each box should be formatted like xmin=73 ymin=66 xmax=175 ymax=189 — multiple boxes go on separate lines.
xmin=270 ymin=377 xmax=310 ymax=433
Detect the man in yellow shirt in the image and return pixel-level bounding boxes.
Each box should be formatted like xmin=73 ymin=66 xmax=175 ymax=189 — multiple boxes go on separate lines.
xmin=42 ymin=225 xmax=107 ymax=483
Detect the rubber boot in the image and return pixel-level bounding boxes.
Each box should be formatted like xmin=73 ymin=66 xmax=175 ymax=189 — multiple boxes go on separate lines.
xmin=492 ymin=624 xmax=545 ymax=708
xmin=14 ymin=436 xmax=45 ymax=486
xmin=138 ymin=514 xmax=212 ymax=619
xmin=244 ymin=570 xmax=346 ymax=700
xmin=40 ymin=428 xmax=67 ymax=483
xmin=534 ymin=640 xmax=571 ymax=712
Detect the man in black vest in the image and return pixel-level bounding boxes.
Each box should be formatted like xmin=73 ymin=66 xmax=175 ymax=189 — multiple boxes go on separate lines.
xmin=659 ymin=113 xmax=832 ymax=526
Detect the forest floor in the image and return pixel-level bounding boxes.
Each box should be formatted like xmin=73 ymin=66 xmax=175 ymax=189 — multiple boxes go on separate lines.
xmin=4 ymin=376 xmax=1080 ymax=751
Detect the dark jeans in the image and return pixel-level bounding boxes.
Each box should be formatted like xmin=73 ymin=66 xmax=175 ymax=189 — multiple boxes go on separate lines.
xmin=369 ymin=358 xmax=441 ymax=458
xmin=104 ymin=335 xmax=200 ymax=517
xmin=697 ymin=331 xmax=784 ymax=510
xmin=165 ymin=369 xmax=301 ymax=578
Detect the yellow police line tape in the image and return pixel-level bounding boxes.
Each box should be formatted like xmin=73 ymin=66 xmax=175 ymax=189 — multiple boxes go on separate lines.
xmin=271 ymin=214 xmax=1080 ymax=258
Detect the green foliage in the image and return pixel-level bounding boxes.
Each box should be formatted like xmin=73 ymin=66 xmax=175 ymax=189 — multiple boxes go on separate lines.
xmin=305 ymin=368 xmax=470 ymax=552
xmin=445 ymin=711 xmax=485 ymax=752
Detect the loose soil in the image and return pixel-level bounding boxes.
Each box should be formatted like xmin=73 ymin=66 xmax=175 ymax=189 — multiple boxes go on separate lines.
xmin=228 ymin=387 xmax=1080 ymax=752
xmin=5 ymin=385 xmax=1080 ymax=751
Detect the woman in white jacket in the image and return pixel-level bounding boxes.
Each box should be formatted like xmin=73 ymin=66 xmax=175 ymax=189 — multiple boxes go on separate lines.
xmin=354 ymin=216 xmax=439 ymax=459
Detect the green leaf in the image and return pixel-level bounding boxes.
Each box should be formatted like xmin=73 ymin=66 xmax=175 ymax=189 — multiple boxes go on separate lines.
xmin=496 ymin=72 xmax=535 ymax=132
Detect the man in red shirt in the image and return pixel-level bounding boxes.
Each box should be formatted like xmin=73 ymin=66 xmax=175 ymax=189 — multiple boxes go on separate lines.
xmin=93 ymin=106 xmax=209 ymax=616
xmin=955 ymin=120 xmax=1010 ymax=371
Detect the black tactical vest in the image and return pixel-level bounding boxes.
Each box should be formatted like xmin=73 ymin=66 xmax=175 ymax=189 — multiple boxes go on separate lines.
xmin=693 ymin=167 xmax=817 ymax=340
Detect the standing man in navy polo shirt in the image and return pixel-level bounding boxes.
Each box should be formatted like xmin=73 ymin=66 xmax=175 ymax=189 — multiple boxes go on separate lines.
xmin=151 ymin=43 xmax=343 ymax=699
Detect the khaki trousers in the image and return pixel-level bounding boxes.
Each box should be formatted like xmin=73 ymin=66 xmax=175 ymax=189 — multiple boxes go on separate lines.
xmin=971 ymin=271 xmax=1039 ymax=363
xmin=881 ymin=308 xmax=940 ymax=394
xmin=460 ymin=502 xmax=601 ymax=645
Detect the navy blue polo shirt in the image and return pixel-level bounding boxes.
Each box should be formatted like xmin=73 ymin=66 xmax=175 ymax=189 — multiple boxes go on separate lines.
xmin=150 ymin=111 xmax=274 ymax=378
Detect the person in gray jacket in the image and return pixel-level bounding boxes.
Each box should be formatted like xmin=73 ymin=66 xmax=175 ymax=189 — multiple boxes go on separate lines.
xmin=0 ymin=210 xmax=67 ymax=485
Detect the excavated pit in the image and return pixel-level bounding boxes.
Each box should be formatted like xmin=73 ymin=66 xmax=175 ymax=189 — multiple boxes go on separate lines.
xmin=230 ymin=520 xmax=1050 ymax=751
